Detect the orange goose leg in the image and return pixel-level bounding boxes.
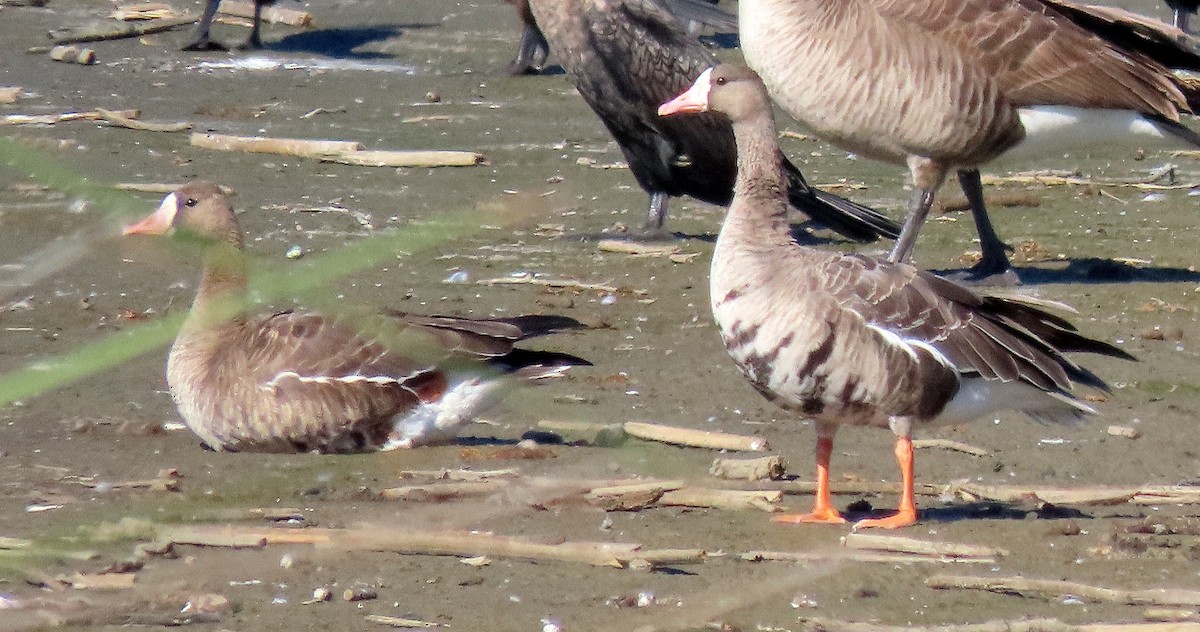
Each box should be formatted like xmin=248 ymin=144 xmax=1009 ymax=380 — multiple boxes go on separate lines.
xmin=774 ymin=426 xmax=845 ymax=524
xmin=853 ymin=435 xmax=918 ymax=530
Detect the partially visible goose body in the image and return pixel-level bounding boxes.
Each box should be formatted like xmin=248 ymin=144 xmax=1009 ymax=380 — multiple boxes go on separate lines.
xmin=528 ymin=0 xmax=900 ymax=242
xmin=659 ymin=66 xmax=1134 ymax=529
xmin=124 ymin=182 xmax=590 ymax=453
xmin=738 ymin=0 xmax=1200 ymax=284
xmin=185 ymin=0 xmax=274 ymax=51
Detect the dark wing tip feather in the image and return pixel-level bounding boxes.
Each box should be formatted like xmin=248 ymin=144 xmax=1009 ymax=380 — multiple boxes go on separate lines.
xmin=781 ymin=162 xmax=901 ymax=242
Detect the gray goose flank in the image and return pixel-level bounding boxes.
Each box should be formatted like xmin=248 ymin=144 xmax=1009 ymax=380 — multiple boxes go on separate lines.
xmin=659 ymin=65 xmax=1134 ymax=529
xmin=124 ymin=182 xmax=590 ymax=453
xmin=738 ymin=0 xmax=1200 ymax=284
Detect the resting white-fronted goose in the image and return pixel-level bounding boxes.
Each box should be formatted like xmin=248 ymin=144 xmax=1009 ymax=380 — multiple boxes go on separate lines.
xmin=659 ymin=65 xmax=1134 ymax=529
xmin=528 ymin=0 xmax=900 ymax=242
xmin=737 ymin=0 xmax=1200 ymax=284
xmin=123 ymin=182 xmax=590 ymax=453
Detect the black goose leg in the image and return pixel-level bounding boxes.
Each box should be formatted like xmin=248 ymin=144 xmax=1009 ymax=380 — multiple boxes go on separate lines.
xmin=952 ymin=168 xmax=1019 ymax=286
xmin=506 ymin=23 xmax=550 ymax=75
xmin=182 ymin=0 xmax=228 ymax=51
xmin=1175 ymin=9 xmax=1192 ymax=33
xmin=236 ymin=0 xmax=266 ymax=49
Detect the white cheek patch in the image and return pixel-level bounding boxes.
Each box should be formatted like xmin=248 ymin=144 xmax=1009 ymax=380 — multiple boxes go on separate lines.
xmin=158 ymin=193 xmax=180 ymax=225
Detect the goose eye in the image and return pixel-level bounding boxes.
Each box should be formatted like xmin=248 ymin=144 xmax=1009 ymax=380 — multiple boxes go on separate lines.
xmin=184 ymin=197 xmax=198 ymax=207
xmin=715 ymin=76 xmax=727 ymax=86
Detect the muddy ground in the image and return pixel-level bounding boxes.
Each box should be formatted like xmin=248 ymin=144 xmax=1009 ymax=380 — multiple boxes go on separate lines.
xmin=1 ymin=1 xmax=1200 ymax=630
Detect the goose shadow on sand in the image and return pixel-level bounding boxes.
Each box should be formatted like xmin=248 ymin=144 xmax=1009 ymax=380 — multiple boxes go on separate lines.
xmin=266 ymin=23 xmax=437 ymax=59
xmin=933 ymin=258 xmax=1200 ymax=286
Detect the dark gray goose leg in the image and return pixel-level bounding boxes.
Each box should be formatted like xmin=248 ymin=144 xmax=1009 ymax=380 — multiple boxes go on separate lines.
xmin=951 ymin=169 xmax=1019 ymax=286
xmin=886 ymin=188 xmax=936 ymax=265
xmin=182 ymin=0 xmax=228 ymax=51
xmin=235 ymin=0 xmax=267 ymax=50
xmin=1175 ymin=9 xmax=1193 ymax=33
xmin=506 ymin=23 xmax=550 ymax=75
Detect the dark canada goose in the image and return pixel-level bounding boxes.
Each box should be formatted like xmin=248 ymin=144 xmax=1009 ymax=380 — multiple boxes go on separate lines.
xmin=659 ymin=65 xmax=1133 ymax=528
xmin=738 ymin=0 xmax=1200 ymax=284
xmin=528 ymin=0 xmax=900 ymax=241
xmin=123 ymin=182 xmax=589 ymax=453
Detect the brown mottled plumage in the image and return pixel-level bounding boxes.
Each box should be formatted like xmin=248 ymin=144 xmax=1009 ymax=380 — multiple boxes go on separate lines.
xmin=124 ymin=182 xmax=589 ymax=453
xmin=659 ymin=65 xmax=1134 ymax=529
xmin=738 ymin=0 xmax=1200 ymax=283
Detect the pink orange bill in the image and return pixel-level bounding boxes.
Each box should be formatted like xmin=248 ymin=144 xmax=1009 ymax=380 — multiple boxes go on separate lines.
xmin=657 ymin=67 xmax=714 ymax=117
xmin=123 ymin=192 xmax=178 ymax=236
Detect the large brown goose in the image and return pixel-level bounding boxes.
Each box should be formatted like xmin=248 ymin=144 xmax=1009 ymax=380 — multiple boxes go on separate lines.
xmin=659 ymin=65 xmax=1134 ymax=529
xmin=738 ymin=0 xmax=1200 ymax=283
xmin=528 ymin=0 xmax=900 ymax=242
xmin=123 ymin=182 xmax=590 ymax=453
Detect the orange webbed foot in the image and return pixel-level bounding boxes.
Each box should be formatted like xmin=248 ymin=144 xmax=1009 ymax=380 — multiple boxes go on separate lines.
xmin=773 ymin=507 xmax=847 ymax=525
xmin=851 ymin=509 xmax=918 ymax=530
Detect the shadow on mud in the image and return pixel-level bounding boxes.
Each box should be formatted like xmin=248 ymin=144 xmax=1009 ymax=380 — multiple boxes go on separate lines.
xmin=270 ymin=23 xmax=438 ymax=58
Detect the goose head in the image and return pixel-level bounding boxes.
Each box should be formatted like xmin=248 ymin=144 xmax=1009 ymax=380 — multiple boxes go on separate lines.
xmin=658 ymin=64 xmax=771 ymax=124
xmin=124 ymin=181 xmax=243 ymax=249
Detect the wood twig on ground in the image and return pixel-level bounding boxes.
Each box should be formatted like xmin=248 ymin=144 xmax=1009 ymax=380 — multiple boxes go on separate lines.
xmin=772 ymin=480 xmax=942 ymax=497
xmin=596 ymin=239 xmax=680 ymax=257
xmin=163 ymin=526 xmax=269 ymax=549
xmin=378 ymin=480 xmax=511 ymax=501
xmin=217 ymin=0 xmax=312 ymax=25
xmin=0 ymin=536 xmax=32 ymax=549
xmin=190 ymin=132 xmax=362 ymax=157
xmin=333 ymin=528 xmax=705 ymax=569
xmin=50 ymin=15 xmax=198 ymax=44
xmin=395 ymin=468 xmax=519 ymax=481
xmin=844 ymin=533 xmax=1009 ymax=560
xmin=925 ymin=574 xmax=1200 ymax=607
xmin=584 ymin=480 xmax=685 ymax=511
xmin=98 ymin=109 xmax=190 ymax=132
xmin=59 ymin=572 xmax=136 ymax=590
xmin=2 ymin=108 xmax=139 ymax=126
xmin=115 ymin=182 xmax=234 ymax=195
xmin=658 ymin=487 xmax=783 ymax=512
xmin=623 ymin=421 xmax=769 ymax=452
xmin=80 ymin=468 xmax=180 ymax=492
xmin=739 ymin=549 xmax=996 ymax=565
xmin=49 ymin=45 xmax=96 ymax=65
xmin=911 ymin=438 xmax=991 ymax=457
xmin=980 ymin=172 xmax=1195 ymax=191
xmin=1143 ymin=609 xmax=1200 ymax=623
xmin=110 ymin=3 xmax=177 ymax=20
xmin=476 ymin=273 xmax=633 ymax=294
xmin=1131 ymin=486 xmax=1200 ymax=505
xmin=0 ymin=87 xmax=19 ymax=104
xmin=365 ymin=614 xmax=445 ymax=628
xmin=949 ymin=483 xmax=1142 ymax=506
xmin=710 ymin=455 xmax=786 ymax=481
xmin=791 ymin=617 xmax=1200 ymax=631
xmin=320 ymin=149 xmax=486 ymax=168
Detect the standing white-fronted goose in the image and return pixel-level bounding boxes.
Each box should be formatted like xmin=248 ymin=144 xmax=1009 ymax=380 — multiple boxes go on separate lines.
xmin=738 ymin=0 xmax=1200 ymax=284
xmin=123 ymin=182 xmax=590 ymax=453
xmin=528 ymin=0 xmax=901 ymax=242
xmin=659 ymin=65 xmax=1134 ymax=529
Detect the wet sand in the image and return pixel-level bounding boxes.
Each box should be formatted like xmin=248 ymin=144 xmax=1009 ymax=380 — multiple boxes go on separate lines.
xmin=1 ymin=1 xmax=1199 ymax=630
